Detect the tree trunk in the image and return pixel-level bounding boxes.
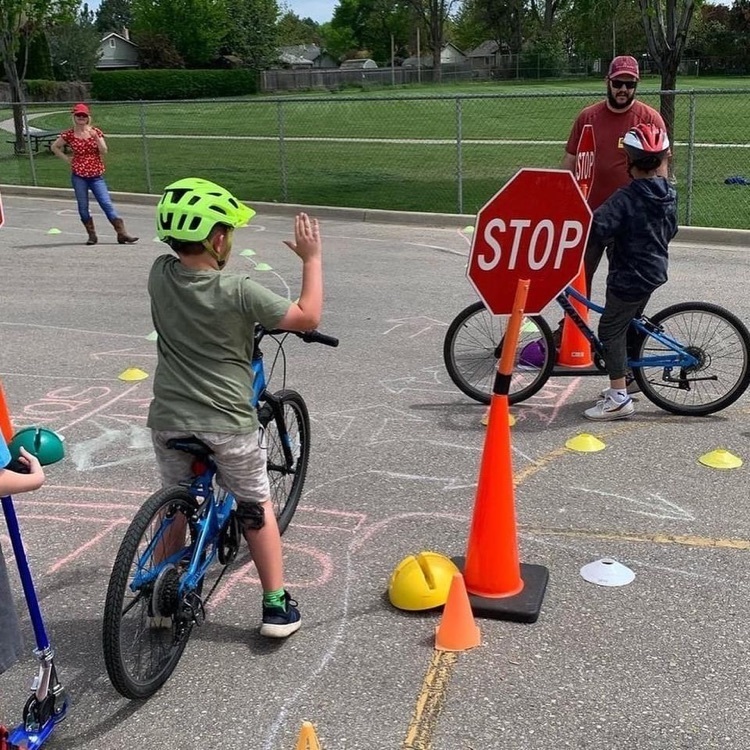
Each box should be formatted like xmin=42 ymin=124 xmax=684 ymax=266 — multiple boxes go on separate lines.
xmin=1 ymin=44 xmax=27 ymax=153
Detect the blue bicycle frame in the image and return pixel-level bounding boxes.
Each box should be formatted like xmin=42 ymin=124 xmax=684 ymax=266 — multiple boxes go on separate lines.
xmin=130 ymin=347 xmax=269 ymax=600
xmin=558 ymin=285 xmax=701 ymax=374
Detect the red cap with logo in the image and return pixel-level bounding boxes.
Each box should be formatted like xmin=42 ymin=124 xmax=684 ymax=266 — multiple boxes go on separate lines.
xmin=71 ymin=103 xmax=90 ymax=115
xmin=607 ymin=56 xmax=640 ymax=80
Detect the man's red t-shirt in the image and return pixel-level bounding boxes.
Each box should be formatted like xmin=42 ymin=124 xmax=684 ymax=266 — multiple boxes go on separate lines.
xmin=565 ymin=101 xmax=666 ymax=210
xmin=61 ymin=127 xmax=106 ymax=179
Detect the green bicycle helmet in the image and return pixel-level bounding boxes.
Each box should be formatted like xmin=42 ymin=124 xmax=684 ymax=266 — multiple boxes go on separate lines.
xmin=156 ymin=178 xmax=256 ymax=244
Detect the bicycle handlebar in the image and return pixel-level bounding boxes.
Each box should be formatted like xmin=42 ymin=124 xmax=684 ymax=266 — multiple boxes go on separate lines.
xmin=261 ymin=326 xmax=339 ymax=348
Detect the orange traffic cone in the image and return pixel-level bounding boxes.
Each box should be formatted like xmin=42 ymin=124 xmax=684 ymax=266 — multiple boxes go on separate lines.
xmin=455 ymin=279 xmax=548 ymax=623
xmin=0 ymin=380 xmax=14 ymax=443
xmin=557 ymin=267 xmax=593 ymax=368
xmin=435 ymin=573 xmax=481 ymax=651
xmin=295 ymin=721 xmax=322 ymax=750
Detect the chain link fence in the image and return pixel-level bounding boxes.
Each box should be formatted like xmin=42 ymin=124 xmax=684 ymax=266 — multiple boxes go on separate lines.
xmin=1 ymin=90 xmax=748 ymax=229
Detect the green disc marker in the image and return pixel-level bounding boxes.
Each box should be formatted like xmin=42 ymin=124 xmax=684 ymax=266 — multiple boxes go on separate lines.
xmin=240 ymin=249 xmax=256 ymax=257
xmin=255 ymin=262 xmax=273 ymax=271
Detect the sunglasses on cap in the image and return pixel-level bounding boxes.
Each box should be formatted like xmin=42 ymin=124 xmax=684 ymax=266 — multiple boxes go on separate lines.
xmin=610 ymin=79 xmax=637 ymax=90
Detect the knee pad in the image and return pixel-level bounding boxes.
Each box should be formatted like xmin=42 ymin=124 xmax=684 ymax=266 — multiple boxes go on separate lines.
xmin=235 ymin=502 xmax=265 ymax=531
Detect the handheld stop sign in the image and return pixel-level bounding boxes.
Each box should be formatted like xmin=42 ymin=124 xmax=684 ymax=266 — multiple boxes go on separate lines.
xmin=467 ymin=169 xmax=593 ymax=315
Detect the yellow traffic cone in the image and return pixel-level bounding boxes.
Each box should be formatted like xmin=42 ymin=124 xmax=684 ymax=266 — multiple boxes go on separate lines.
xmin=565 ymin=433 xmax=605 ymax=453
xmin=118 ymin=367 xmax=149 ymax=382
xmin=698 ymin=449 xmax=743 ymax=470
xmin=295 ymin=721 xmax=322 ymax=750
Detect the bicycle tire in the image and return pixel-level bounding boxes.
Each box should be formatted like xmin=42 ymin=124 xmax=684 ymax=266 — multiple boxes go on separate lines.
xmin=260 ymin=389 xmax=310 ymax=534
xmin=443 ymin=301 xmax=556 ymax=405
xmin=633 ymin=301 xmax=750 ymax=416
xmin=102 ymin=487 xmax=199 ymax=699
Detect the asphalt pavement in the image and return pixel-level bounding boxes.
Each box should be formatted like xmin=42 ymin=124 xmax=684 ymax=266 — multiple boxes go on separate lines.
xmin=0 ymin=193 xmax=749 ymax=750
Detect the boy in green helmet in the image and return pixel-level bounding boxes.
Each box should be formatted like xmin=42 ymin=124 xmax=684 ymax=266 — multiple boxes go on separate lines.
xmin=148 ymin=178 xmax=323 ymax=637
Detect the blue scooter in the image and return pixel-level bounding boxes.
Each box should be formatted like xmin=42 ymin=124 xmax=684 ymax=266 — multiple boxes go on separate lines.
xmin=1 ymin=428 xmax=68 ymax=750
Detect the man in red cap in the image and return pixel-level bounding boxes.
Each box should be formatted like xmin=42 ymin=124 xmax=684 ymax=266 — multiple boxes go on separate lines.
xmin=561 ymin=55 xmax=667 ymax=299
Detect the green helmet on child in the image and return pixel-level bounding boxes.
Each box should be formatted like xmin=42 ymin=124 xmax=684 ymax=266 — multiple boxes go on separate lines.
xmin=156 ymin=178 xmax=255 ymax=266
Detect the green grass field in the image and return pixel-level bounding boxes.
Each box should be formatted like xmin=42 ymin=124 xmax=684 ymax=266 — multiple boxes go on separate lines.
xmin=2 ymin=76 xmax=749 ymax=228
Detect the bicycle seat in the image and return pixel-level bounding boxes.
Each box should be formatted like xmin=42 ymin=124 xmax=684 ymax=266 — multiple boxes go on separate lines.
xmin=166 ymin=437 xmax=213 ymax=459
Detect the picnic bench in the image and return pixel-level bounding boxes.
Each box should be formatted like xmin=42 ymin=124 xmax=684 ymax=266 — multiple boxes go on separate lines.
xmin=6 ymin=129 xmax=60 ymax=153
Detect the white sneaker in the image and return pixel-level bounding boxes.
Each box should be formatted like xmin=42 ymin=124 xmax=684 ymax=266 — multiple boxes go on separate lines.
xmin=584 ymin=395 xmax=635 ymax=421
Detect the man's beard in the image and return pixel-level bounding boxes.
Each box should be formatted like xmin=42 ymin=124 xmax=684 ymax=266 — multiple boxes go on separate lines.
xmin=607 ymin=88 xmax=635 ymax=110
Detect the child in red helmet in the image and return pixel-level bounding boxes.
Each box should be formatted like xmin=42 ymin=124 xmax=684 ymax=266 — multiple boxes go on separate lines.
xmin=584 ymin=123 xmax=677 ymax=420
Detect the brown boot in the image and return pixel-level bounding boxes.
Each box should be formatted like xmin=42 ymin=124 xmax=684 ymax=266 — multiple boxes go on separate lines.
xmin=83 ymin=219 xmax=98 ymax=245
xmin=111 ymin=217 xmax=139 ymax=244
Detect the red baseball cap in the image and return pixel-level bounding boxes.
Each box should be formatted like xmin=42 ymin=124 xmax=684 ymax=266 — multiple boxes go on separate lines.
xmin=608 ymin=56 xmax=640 ymax=80
xmin=71 ymin=103 xmax=90 ymax=115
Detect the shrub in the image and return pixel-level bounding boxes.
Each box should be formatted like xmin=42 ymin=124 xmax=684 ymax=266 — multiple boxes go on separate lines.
xmin=91 ymin=69 xmax=259 ymax=101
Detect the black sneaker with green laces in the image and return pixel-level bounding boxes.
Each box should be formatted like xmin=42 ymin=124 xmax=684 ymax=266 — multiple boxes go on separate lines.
xmin=260 ymin=591 xmax=301 ymax=638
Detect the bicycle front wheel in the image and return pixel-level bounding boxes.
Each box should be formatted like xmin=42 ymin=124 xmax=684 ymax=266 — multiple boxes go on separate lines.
xmin=260 ymin=389 xmax=310 ymax=534
xmin=102 ymin=487 xmax=199 ymax=700
xmin=633 ymin=302 xmax=750 ymax=416
xmin=443 ymin=301 xmax=555 ymax=405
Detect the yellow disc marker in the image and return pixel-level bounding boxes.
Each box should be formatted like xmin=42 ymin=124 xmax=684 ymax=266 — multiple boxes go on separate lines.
xmin=118 ymin=367 xmax=149 ymax=382
xmin=47 ymin=228 xmax=61 ymax=234
xmin=565 ymin=433 xmax=605 ymax=453
xmin=240 ymin=249 xmax=256 ymax=257
xmin=255 ymin=262 xmax=273 ymax=271
xmin=698 ymin=449 xmax=743 ymax=470
xmin=145 ymin=331 xmax=158 ymax=341
xmin=463 ymin=225 xmax=474 ymax=234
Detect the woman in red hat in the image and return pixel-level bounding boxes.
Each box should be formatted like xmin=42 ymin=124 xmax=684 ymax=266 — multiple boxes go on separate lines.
xmin=51 ymin=103 xmax=138 ymax=246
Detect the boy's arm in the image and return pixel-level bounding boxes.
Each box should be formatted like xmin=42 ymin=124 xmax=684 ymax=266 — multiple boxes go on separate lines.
xmin=276 ymin=213 xmax=323 ymax=331
xmin=590 ymin=190 xmax=628 ymax=246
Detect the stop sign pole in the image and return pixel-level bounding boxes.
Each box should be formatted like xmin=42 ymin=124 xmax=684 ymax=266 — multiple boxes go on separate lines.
xmin=0 ymin=188 xmax=4 ymax=229
xmin=467 ymin=169 xmax=592 ymax=316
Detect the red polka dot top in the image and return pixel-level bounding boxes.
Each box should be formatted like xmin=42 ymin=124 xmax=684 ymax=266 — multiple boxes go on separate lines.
xmin=61 ymin=127 xmax=106 ymax=178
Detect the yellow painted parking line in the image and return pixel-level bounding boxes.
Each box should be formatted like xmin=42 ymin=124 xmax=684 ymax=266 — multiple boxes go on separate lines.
xmin=522 ymin=526 xmax=750 ymax=550
xmin=402 ymin=650 xmax=458 ymax=750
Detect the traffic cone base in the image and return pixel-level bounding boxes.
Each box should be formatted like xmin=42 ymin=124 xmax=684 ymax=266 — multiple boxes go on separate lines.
xmin=557 ymin=268 xmax=593 ymax=368
xmin=434 ymin=573 xmax=481 ymax=651
xmin=453 ymin=556 xmax=549 ymax=624
xmin=295 ymin=721 xmax=322 ymax=750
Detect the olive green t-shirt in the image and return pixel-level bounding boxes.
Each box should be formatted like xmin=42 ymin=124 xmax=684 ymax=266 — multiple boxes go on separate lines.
xmin=147 ymin=254 xmax=292 ymax=433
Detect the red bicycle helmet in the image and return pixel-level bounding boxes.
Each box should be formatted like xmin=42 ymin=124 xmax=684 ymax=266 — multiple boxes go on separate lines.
xmin=622 ymin=123 xmax=670 ymax=164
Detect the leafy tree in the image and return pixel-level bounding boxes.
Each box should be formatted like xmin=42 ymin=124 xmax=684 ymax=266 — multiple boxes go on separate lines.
xmin=16 ymin=29 xmax=52 ymax=79
xmin=277 ymin=10 xmax=321 ymax=45
xmin=223 ymin=0 xmax=280 ymax=69
xmin=451 ymin=0 xmax=491 ymax=53
xmin=637 ymin=0 xmax=697 ymax=135
xmin=135 ymin=30 xmax=184 ymax=68
xmin=132 ymin=0 xmax=228 ymax=67
xmin=48 ymin=4 xmax=103 ymax=81
xmin=404 ymin=0 xmax=459 ymax=81
xmin=562 ymin=0 xmax=646 ymax=60
xmin=95 ymin=0 xmax=134 ymax=33
xmin=0 ymin=0 xmax=77 ymax=151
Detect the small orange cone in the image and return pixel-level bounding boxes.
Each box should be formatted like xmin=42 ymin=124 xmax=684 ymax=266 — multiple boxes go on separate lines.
xmin=0 ymin=380 xmax=14 ymax=443
xmin=557 ymin=267 xmax=593 ymax=368
xmin=435 ymin=573 xmax=480 ymax=651
xmin=295 ymin=721 xmax=322 ymax=750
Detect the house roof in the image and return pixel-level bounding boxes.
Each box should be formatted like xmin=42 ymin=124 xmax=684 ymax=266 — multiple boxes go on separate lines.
xmin=100 ymin=32 xmax=138 ymax=47
xmin=339 ymin=58 xmax=377 ymax=68
xmin=279 ymin=44 xmax=322 ymax=61
xmin=467 ymin=40 xmax=501 ymax=57
xmin=278 ymin=51 xmax=314 ymax=66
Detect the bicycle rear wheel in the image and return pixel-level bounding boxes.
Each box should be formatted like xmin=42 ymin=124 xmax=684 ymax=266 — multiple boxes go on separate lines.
xmin=443 ymin=301 xmax=555 ymax=405
xmin=102 ymin=487 xmax=199 ymax=699
xmin=260 ymin=389 xmax=310 ymax=534
xmin=633 ymin=302 xmax=750 ymax=416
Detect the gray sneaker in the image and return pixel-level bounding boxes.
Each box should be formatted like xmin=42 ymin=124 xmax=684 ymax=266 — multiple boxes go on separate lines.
xmin=584 ymin=395 xmax=635 ymax=421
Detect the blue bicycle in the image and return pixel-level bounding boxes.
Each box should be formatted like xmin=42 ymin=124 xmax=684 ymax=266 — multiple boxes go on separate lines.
xmin=102 ymin=325 xmax=337 ymax=699
xmin=444 ymin=287 xmax=750 ymax=416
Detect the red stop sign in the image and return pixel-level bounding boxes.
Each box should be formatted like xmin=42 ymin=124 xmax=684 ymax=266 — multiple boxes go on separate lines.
xmin=467 ymin=169 xmax=593 ymax=315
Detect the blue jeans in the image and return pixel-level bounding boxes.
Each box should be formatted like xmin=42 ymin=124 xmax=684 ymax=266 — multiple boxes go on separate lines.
xmin=71 ymin=174 xmax=119 ymax=223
